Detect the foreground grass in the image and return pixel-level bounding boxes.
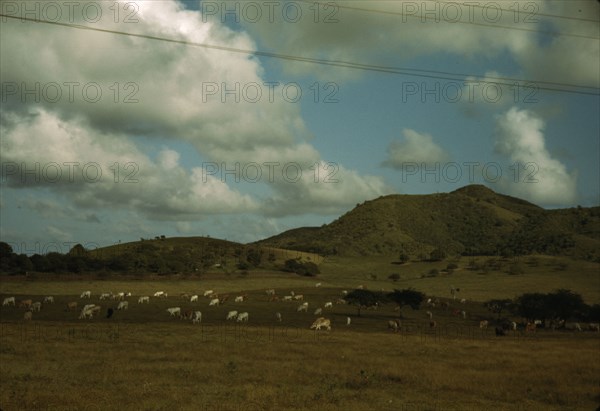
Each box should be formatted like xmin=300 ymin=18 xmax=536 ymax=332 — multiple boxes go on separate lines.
xmin=1 ymin=321 xmax=598 ymax=411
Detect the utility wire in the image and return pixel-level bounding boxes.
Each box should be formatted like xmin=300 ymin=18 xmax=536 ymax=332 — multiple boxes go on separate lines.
xmin=1 ymin=14 xmax=598 ymax=96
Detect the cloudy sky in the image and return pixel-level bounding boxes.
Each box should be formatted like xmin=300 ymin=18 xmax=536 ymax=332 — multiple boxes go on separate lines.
xmin=1 ymin=0 xmax=598 ymax=254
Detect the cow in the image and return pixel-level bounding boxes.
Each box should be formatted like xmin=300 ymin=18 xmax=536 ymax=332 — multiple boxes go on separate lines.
xmin=43 ymin=296 xmax=54 ymax=304
xmin=315 ymin=283 xmax=322 ymax=288
xmin=479 ymin=320 xmax=488 ymax=329
xmin=209 ymin=298 xmax=220 ymax=306
xmin=293 ymin=295 xmax=304 ymax=301
xmin=426 ymin=311 xmax=433 ymax=319
xmin=83 ymin=304 xmax=96 ymax=312
xmin=564 ymin=322 xmax=582 ymax=331
xmin=190 ymin=295 xmax=198 ymax=302
xmin=220 ymin=294 xmax=230 ymax=304
xmin=290 ymin=291 xmax=295 ymax=296
xmin=100 ymin=293 xmax=112 ymax=300
xmin=227 ymin=310 xmax=239 ymax=320
xmin=265 ymin=289 xmax=275 ymax=296
xmin=310 ymin=317 xmax=331 ymax=331
xmin=3 ymin=297 xmax=15 ymax=306
xmin=181 ymin=310 xmax=193 ymax=320
xmin=297 ymin=303 xmax=308 ymax=312
xmin=589 ymin=323 xmax=600 ymax=332
xmin=269 ymin=295 xmax=279 ymax=302
xmin=461 ymin=310 xmax=467 ymax=319
xmin=138 ymin=296 xmax=150 ymax=304
xmin=388 ymin=319 xmax=401 ymax=332
xmin=429 ymin=320 xmax=437 ymax=328
xmin=525 ymin=322 xmax=536 ymax=332
xmin=19 ymin=299 xmax=32 ymax=309
xmin=180 ymin=293 xmax=190 ymax=300
xmin=80 ymin=291 xmax=91 ymax=299
xmin=66 ymin=301 xmax=78 ymax=311
xmin=154 ymin=291 xmax=165 ymax=297
xmin=336 ymin=298 xmax=347 ymax=305
xmin=511 ymin=321 xmax=517 ymax=331
xmin=115 ymin=292 xmax=126 ymax=301
xmin=346 ymin=317 xmax=351 ymax=326
xmin=117 ymin=301 xmax=128 ymax=310
xmin=24 ymin=311 xmax=32 ymax=321
xmin=237 ymin=312 xmax=249 ymax=322
xmin=276 ymin=312 xmax=282 ymax=322
xmin=460 ymin=298 xmax=467 ymax=304
xmin=31 ymin=302 xmax=42 ymax=312
xmin=314 ymin=308 xmax=323 ymax=315
xmin=167 ymin=307 xmax=181 ymax=317
xmin=235 ymin=296 xmax=245 ymax=303
xmin=357 ymin=285 xmax=364 ymax=290
xmin=79 ymin=308 xmax=94 ymax=319
xmin=324 ymin=302 xmax=333 ymax=309
xmin=341 ymin=290 xmax=348 ymax=296
xmin=192 ymin=311 xmax=202 ymax=324
xmin=283 ymin=296 xmax=293 ymax=302
xmin=203 ymin=290 xmax=214 ymax=297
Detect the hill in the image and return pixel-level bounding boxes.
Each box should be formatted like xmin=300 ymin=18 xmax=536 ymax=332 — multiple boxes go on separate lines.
xmin=256 ymin=185 xmax=600 ymax=261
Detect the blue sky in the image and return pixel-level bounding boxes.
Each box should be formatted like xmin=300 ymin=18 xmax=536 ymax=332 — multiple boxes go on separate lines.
xmin=1 ymin=0 xmax=598 ymax=254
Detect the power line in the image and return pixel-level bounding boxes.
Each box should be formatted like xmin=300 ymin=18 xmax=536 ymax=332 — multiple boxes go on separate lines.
xmin=1 ymin=14 xmax=598 ymax=96
xmin=297 ymin=0 xmax=599 ymax=40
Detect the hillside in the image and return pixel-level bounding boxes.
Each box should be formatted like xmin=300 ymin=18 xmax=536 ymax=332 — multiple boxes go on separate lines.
xmin=256 ymin=185 xmax=600 ymax=261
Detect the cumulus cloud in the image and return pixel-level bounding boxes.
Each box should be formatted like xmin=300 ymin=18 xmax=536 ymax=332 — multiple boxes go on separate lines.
xmin=494 ymin=107 xmax=578 ymax=205
xmin=382 ymin=129 xmax=450 ymax=169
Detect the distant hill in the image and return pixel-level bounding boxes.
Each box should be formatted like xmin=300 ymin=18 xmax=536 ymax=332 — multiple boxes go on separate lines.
xmin=255 ymin=185 xmax=600 ymax=261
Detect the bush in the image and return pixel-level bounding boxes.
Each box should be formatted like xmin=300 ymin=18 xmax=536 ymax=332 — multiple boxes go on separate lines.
xmin=388 ymin=273 xmax=400 ymax=282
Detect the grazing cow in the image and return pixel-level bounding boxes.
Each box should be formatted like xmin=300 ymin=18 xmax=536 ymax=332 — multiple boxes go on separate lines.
xmin=283 ymin=296 xmax=293 ymax=302
xmin=564 ymin=322 xmax=582 ymax=331
xmin=83 ymin=304 xmax=96 ymax=312
xmin=315 ymin=283 xmax=321 ymax=288
xmin=192 ymin=311 xmax=202 ymax=324
xmin=324 ymin=302 xmax=333 ymax=309
xmin=588 ymin=323 xmax=599 ymax=332
xmin=341 ymin=290 xmax=348 ymax=296
xmin=429 ymin=320 xmax=437 ymax=328
xmin=297 ymin=303 xmax=308 ymax=313
xmin=209 ymin=298 xmax=220 ymax=306
xmin=426 ymin=311 xmax=433 ymax=319
xmin=293 ymin=295 xmax=304 ymax=301
xmin=227 ymin=310 xmax=239 ymax=320
xmin=167 ymin=307 xmax=181 ymax=317
xmin=203 ymin=290 xmax=214 ymax=297
xmin=460 ymin=298 xmax=467 ymax=304
xmin=220 ymin=294 xmax=230 ymax=303
xmin=461 ymin=311 xmax=467 ymax=319
xmin=91 ymin=306 xmax=101 ymax=316
xmin=310 ymin=317 xmax=331 ymax=331
xmin=427 ymin=298 xmax=432 ymax=304
xmin=117 ymin=301 xmax=128 ymax=310
xmin=235 ymin=296 xmax=245 ymax=303
xmin=66 ymin=301 xmax=78 ymax=311
xmin=2 ymin=297 xmax=15 ymax=306
xmin=24 ymin=311 xmax=32 ymax=321
xmin=181 ymin=310 xmax=193 ymax=320
xmin=138 ymin=296 xmax=150 ymax=304
xmin=495 ymin=327 xmax=506 ymax=336
xmin=31 ymin=302 xmax=42 ymax=312
xmin=276 ymin=312 xmax=282 ymax=322
xmin=265 ymin=289 xmax=275 ymax=296
xmin=79 ymin=308 xmax=94 ymax=319
xmin=154 ymin=291 xmax=165 ymax=297
xmin=106 ymin=308 xmax=114 ymax=319
xmin=346 ymin=317 xmax=351 ymax=326
xmin=336 ymin=298 xmax=347 ymax=305
xmin=525 ymin=322 xmax=536 ymax=332
xmin=388 ymin=319 xmax=401 ymax=332
xmin=237 ymin=312 xmax=249 ymax=322
xmin=19 ymin=299 xmax=32 ymax=309
xmin=43 ymin=296 xmax=54 ymax=304
xmin=180 ymin=293 xmax=190 ymax=300
xmin=314 ymin=308 xmax=323 ymax=315
xmin=100 ymin=293 xmax=112 ymax=300
xmin=479 ymin=320 xmax=489 ymax=329
xmin=190 ymin=295 xmax=198 ymax=302
xmin=115 ymin=292 xmax=126 ymax=301
xmin=80 ymin=291 xmax=91 ymax=299
xmin=511 ymin=321 xmax=517 ymax=331
xmin=269 ymin=295 xmax=280 ymax=302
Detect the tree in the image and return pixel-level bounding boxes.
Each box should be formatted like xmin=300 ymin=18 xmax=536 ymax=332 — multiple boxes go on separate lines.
xmin=398 ymin=253 xmax=409 ymax=264
xmin=544 ymin=289 xmax=584 ymax=321
xmin=516 ymin=293 xmax=548 ymax=322
xmin=429 ymin=248 xmax=446 ymax=262
xmin=345 ymin=289 xmax=385 ymax=317
xmin=485 ymin=299 xmax=514 ymax=320
xmin=387 ymin=288 xmax=425 ymax=314
xmin=388 ymin=273 xmax=400 ymax=282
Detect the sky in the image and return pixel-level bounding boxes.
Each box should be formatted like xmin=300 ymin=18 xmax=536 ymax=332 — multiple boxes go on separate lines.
xmin=0 ymin=0 xmax=599 ymax=254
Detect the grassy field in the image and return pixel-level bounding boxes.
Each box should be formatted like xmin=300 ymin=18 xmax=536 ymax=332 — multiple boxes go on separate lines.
xmin=1 ymin=257 xmax=599 ymax=411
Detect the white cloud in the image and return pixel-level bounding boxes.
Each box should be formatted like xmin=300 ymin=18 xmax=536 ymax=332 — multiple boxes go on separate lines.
xmin=383 ymin=129 xmax=450 ymax=168
xmin=494 ymin=107 xmax=578 ymax=205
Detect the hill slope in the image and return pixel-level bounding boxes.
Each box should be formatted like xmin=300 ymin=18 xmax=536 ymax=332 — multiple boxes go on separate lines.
xmin=256 ymin=185 xmax=600 ymax=260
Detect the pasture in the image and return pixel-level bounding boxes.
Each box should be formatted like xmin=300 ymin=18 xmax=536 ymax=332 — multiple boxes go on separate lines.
xmin=1 ymin=275 xmax=600 ymax=410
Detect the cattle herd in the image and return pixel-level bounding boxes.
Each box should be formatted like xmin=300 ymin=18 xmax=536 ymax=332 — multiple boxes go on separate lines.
xmin=2 ymin=288 xmax=599 ymax=334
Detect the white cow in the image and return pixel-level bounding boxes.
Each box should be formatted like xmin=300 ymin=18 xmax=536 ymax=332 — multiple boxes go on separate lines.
xmin=511 ymin=321 xmax=517 ymax=331
xmin=99 ymin=293 xmax=112 ymax=300
xmin=80 ymin=291 xmax=91 ymax=299
xmin=310 ymin=317 xmax=331 ymax=331
xmin=346 ymin=317 xmax=351 ymax=326
xmin=265 ymin=289 xmax=275 ymax=296
xmin=203 ymin=290 xmax=214 ymax=297
xmin=293 ymin=295 xmax=304 ymax=301
xmin=283 ymin=296 xmax=293 ymax=302
xmin=209 ymin=298 xmax=220 ymax=306
xmin=167 ymin=307 xmax=181 ymax=317
xmin=336 ymin=298 xmax=347 ymax=305
xmin=117 ymin=301 xmax=128 ymax=310
xmin=461 ymin=310 xmax=467 ymax=319
xmin=460 ymin=298 xmax=467 ymax=304
xmin=43 ymin=296 xmax=54 ymax=304
xmin=115 ymin=292 xmax=126 ymax=301
xmin=79 ymin=308 xmax=94 ymax=319
xmin=31 ymin=302 xmax=42 ymax=312
xmin=314 ymin=308 xmax=323 ymax=315
xmin=138 ymin=296 xmax=150 ymax=304
xmin=426 ymin=311 xmax=433 ymax=319
xmin=83 ymin=304 xmax=97 ymax=312
xmin=297 ymin=303 xmax=309 ymax=312
xmin=190 ymin=295 xmax=199 ymax=302
xmin=227 ymin=310 xmax=239 ymax=320
xmin=588 ymin=323 xmax=599 ymax=332
xmin=276 ymin=312 xmax=282 ymax=322
xmin=324 ymin=302 xmax=333 ymax=309
xmin=388 ymin=319 xmax=401 ymax=332
xmin=341 ymin=290 xmax=348 ymax=296
xmin=315 ymin=283 xmax=322 ymax=288
xmin=192 ymin=311 xmax=202 ymax=324
xmin=2 ymin=297 xmax=15 ymax=306
xmin=237 ymin=312 xmax=249 ymax=322
xmin=154 ymin=291 xmax=165 ymax=297
xmin=234 ymin=296 xmax=244 ymax=303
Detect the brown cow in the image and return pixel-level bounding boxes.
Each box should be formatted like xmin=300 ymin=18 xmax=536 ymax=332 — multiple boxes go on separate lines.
xmin=66 ymin=301 xmax=78 ymax=311
xmin=19 ymin=299 xmax=32 ymax=309
xmin=24 ymin=311 xmax=32 ymax=321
